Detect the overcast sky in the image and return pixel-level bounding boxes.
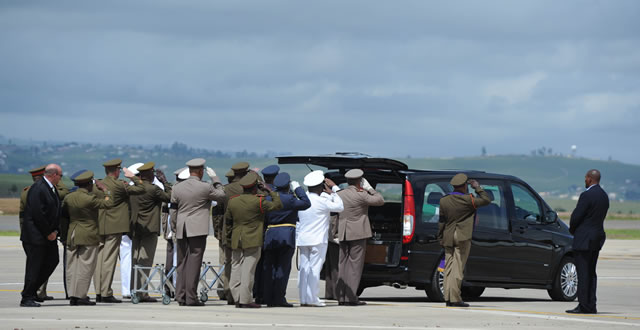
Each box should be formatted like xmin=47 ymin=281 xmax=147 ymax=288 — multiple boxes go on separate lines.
xmin=1 ymin=1 xmax=639 ymax=163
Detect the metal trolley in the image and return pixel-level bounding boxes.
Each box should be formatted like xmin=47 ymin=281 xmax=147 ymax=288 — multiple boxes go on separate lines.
xmin=131 ymin=264 xmax=173 ymax=305
xmin=198 ymin=262 xmax=225 ymax=302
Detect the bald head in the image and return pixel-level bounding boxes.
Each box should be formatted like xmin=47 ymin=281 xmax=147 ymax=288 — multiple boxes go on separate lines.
xmin=44 ymin=164 xmax=63 ymax=185
xmin=584 ymin=169 xmax=601 ymax=188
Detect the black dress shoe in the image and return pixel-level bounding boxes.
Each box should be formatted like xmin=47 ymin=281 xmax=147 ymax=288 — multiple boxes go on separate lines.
xmin=34 ymin=297 xmax=44 ymax=302
xmin=237 ymin=303 xmax=261 ymax=308
xmin=446 ymin=301 xmax=470 ymax=307
xmin=566 ymin=306 xmax=597 ymax=314
xmin=178 ymin=302 xmax=186 ymax=306
xmin=70 ymin=297 xmax=96 ymax=306
xmin=338 ymin=302 xmax=345 ymax=306
xmin=345 ymin=301 xmax=367 ymax=306
xmin=101 ymin=296 xmax=122 ymax=303
xmin=20 ymin=300 xmax=41 ymax=307
xmin=187 ymin=301 xmax=205 ymax=306
xmin=122 ymin=295 xmax=131 ymax=299
xmin=268 ymin=302 xmax=294 ymax=307
xmin=227 ymin=300 xmax=236 ymax=305
xmin=42 ymin=295 xmax=54 ymax=301
xmin=95 ymin=295 xmax=102 ymax=303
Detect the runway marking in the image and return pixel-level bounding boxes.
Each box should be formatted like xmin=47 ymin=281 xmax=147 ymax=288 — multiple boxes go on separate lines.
xmin=0 ymin=318 xmax=471 ymax=329
xmin=429 ymin=305 xmax=640 ymax=325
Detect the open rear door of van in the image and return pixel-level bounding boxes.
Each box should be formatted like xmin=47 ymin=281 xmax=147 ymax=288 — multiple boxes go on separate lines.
xmin=277 ymin=153 xmax=407 ymax=268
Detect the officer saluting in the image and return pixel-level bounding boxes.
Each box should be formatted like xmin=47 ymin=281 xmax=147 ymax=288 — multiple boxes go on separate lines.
xmin=438 ymin=173 xmax=491 ymax=307
xmin=226 ymin=171 xmax=282 ymax=308
xmin=93 ymin=158 xmax=144 ymax=303
xmin=62 ymin=170 xmax=113 ymax=306
xmin=262 ymin=172 xmax=310 ymax=307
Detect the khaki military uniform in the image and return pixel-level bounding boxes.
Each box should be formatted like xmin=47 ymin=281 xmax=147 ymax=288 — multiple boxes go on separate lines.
xmin=93 ymin=176 xmax=145 ymax=298
xmin=63 ymin=188 xmax=113 ymax=300
xmin=129 ymin=179 xmax=171 ymax=299
xmin=336 ymin=185 xmax=384 ymax=304
xmin=170 ymin=175 xmax=225 ymax=305
xmin=220 ymin=179 xmax=243 ymax=302
xmin=225 ymin=191 xmax=282 ymax=305
xmin=438 ymin=187 xmax=490 ymax=303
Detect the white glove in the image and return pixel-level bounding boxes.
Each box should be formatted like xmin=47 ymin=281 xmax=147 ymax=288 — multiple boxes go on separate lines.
xmin=206 ymin=167 xmax=217 ymax=179
xmin=290 ymin=181 xmax=300 ymax=191
xmin=361 ymin=178 xmax=373 ymax=192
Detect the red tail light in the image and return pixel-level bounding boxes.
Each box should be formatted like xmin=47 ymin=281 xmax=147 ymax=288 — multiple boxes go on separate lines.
xmin=402 ymin=179 xmax=415 ymax=244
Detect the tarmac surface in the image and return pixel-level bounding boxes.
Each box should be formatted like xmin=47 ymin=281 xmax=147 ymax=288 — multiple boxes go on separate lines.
xmin=0 ymin=236 xmax=639 ymax=329
xmin=2 ymin=215 xmax=640 ymax=231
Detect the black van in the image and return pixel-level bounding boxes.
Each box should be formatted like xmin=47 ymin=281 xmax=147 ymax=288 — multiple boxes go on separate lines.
xmin=277 ymin=153 xmax=577 ymax=302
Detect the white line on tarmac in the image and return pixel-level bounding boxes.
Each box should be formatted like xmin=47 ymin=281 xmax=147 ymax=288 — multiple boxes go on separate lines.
xmin=442 ymin=307 xmax=640 ymax=327
xmin=0 ymin=318 xmax=473 ymax=329
xmin=600 ymin=276 xmax=640 ymax=280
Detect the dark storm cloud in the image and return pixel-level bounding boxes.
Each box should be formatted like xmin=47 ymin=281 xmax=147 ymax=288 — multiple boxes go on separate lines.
xmin=0 ymin=0 xmax=639 ymax=163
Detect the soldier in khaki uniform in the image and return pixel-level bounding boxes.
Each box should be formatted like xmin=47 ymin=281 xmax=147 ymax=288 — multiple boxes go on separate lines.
xmin=225 ymin=171 xmax=282 ymax=308
xmin=62 ymin=170 xmax=113 ymax=306
xmin=93 ymin=158 xmax=144 ymax=303
xmin=19 ymin=165 xmax=69 ymax=302
xmin=129 ymin=162 xmax=172 ymax=302
xmin=336 ymin=169 xmax=384 ymax=306
xmin=220 ymin=162 xmax=251 ymax=304
xmin=211 ymin=169 xmax=235 ymax=300
xmin=171 ymin=158 xmax=225 ymax=306
xmin=438 ymin=173 xmax=491 ymax=307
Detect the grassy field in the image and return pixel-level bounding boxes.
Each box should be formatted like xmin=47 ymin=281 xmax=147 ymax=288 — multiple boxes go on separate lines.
xmin=0 ymin=198 xmax=19 ymax=215
xmin=605 ymin=229 xmax=640 ymax=240
xmin=0 ymin=231 xmax=18 ymax=236
xmin=547 ymin=198 xmax=640 ymax=218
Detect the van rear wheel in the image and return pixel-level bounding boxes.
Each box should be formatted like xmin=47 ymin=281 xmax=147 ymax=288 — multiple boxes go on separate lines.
xmin=425 ymin=266 xmax=445 ymax=302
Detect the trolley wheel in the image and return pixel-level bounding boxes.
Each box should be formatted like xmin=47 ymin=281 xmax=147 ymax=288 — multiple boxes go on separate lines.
xmin=200 ymin=290 xmax=209 ymax=302
xmin=131 ymin=295 xmax=140 ymax=304
xmin=162 ymin=294 xmax=171 ymax=305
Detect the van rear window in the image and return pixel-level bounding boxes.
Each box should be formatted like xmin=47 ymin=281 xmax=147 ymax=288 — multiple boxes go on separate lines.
xmin=375 ymin=183 xmax=402 ymax=202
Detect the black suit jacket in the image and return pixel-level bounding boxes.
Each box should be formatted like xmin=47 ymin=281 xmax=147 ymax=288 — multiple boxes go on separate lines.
xmin=20 ymin=178 xmax=60 ymax=245
xmin=569 ymin=184 xmax=609 ymax=251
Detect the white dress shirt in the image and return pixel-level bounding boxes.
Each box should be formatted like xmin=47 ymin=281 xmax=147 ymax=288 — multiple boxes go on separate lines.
xmin=296 ymin=189 xmax=344 ymax=246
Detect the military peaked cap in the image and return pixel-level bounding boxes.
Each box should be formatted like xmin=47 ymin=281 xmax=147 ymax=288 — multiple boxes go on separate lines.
xmin=238 ymin=171 xmax=258 ymax=188
xmin=186 ymin=158 xmax=206 ymax=167
xmin=450 ymin=173 xmax=468 ymax=186
xmin=102 ymin=158 xmax=122 ymax=167
xmin=137 ymin=162 xmax=155 ymax=172
xmin=28 ymin=165 xmax=46 ymax=177
xmin=231 ymin=162 xmax=250 ymax=172
xmin=73 ymin=170 xmax=94 ymax=185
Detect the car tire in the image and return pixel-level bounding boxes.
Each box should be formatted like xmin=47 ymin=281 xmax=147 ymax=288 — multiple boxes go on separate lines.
xmin=461 ymin=286 xmax=485 ymax=298
xmin=547 ymin=256 xmax=578 ymax=301
xmin=425 ymin=264 xmax=445 ymax=302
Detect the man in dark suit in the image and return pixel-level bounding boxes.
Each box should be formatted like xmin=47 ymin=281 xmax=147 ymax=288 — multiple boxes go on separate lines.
xmin=566 ymin=169 xmax=609 ymax=314
xmin=20 ymin=164 xmax=64 ymax=307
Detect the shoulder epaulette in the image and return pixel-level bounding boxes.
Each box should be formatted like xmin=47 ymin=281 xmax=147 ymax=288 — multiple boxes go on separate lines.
xmin=229 ymin=194 xmax=241 ymax=200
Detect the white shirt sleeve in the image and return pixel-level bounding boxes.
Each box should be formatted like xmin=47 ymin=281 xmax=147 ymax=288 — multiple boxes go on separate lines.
xmin=323 ymin=192 xmax=344 ymax=213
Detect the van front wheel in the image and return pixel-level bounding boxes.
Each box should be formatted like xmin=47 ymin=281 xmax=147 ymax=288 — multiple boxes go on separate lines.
xmin=425 ymin=266 xmax=445 ymax=302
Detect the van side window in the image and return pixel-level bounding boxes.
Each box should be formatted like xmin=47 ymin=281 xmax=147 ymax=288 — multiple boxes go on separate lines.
xmin=471 ymin=184 xmax=508 ymax=231
xmin=422 ymin=182 xmax=450 ymax=223
xmin=511 ymin=183 xmax=542 ymax=222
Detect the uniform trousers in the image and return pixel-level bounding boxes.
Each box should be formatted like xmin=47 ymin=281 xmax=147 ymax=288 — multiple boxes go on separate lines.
xmin=66 ymin=244 xmax=98 ymax=299
xmin=443 ymin=230 xmax=471 ymax=303
xmin=119 ymin=235 xmax=132 ymax=296
xmin=575 ymin=250 xmax=600 ymax=313
xmin=176 ymin=234 xmax=207 ymax=305
xmin=298 ymin=243 xmax=328 ymax=305
xmin=324 ymin=241 xmax=340 ymax=300
xmin=222 ymin=245 xmax=233 ymax=302
xmin=131 ymin=233 xmax=158 ymax=299
xmin=21 ymin=241 xmax=59 ymax=302
xmin=93 ymin=233 xmax=122 ymax=297
xmin=262 ymin=244 xmax=295 ymax=305
xmin=230 ymin=246 xmax=261 ymax=305
xmin=337 ymin=239 xmax=366 ymax=303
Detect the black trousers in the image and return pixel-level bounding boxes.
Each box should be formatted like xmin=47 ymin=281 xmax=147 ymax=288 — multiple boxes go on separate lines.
xmin=21 ymin=241 xmax=59 ymax=301
xmin=252 ymin=249 xmax=265 ymax=302
xmin=262 ymin=245 xmax=295 ymax=305
xmin=324 ymin=242 xmax=340 ymax=300
xmin=575 ymin=250 xmax=600 ymax=312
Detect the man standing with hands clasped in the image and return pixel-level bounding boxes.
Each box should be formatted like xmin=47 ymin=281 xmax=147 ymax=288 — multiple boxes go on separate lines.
xmin=566 ymin=169 xmax=609 ymax=314
xmin=438 ymin=173 xmax=491 ymax=307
